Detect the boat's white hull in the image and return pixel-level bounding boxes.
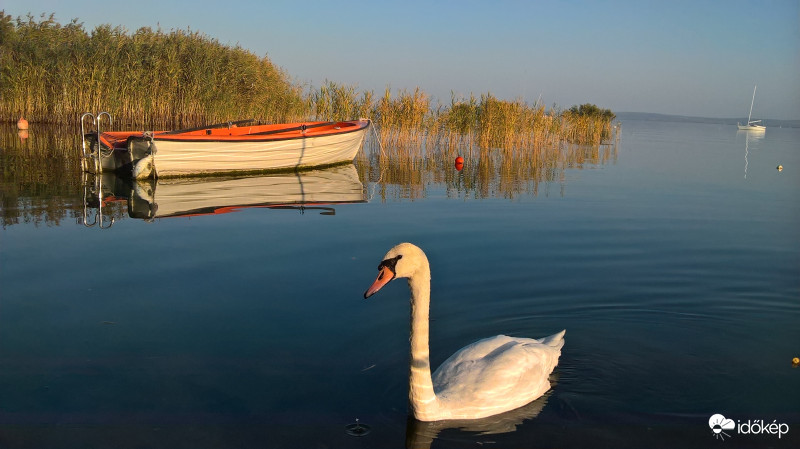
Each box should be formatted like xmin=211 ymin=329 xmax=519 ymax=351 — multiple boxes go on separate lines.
xmin=737 ymin=124 xmax=766 ymax=131
xmin=151 ymin=125 xmax=368 ymax=177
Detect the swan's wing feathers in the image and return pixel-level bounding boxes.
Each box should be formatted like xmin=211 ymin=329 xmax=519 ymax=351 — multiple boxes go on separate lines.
xmin=537 ymin=329 xmax=566 ymax=350
xmin=432 ymin=335 xmax=563 ymax=413
xmin=438 ymin=335 xmax=517 ymax=362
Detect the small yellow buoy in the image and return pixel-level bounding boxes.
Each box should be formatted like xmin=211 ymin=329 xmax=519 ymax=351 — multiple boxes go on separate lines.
xmin=793 ymin=357 xmax=799 ymax=365
xmin=17 ymin=117 xmax=29 ymax=130
xmin=777 ymin=165 xmax=783 ymax=171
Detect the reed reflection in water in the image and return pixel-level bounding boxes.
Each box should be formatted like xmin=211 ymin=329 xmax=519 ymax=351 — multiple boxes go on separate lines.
xmin=357 ymin=130 xmax=619 ymax=202
xmin=1 ymin=125 xmax=619 ymax=227
xmin=0 ymin=125 xmax=86 ymax=228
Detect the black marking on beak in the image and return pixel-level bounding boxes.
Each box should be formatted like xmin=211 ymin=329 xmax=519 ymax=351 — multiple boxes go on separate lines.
xmin=378 ymin=255 xmax=402 ymax=274
xmin=364 ymin=255 xmax=403 ymax=299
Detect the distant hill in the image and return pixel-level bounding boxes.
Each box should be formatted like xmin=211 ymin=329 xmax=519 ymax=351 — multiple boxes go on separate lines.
xmin=616 ymin=112 xmax=800 ymax=129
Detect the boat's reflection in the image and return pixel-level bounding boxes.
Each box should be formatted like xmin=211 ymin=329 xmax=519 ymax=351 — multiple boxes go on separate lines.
xmin=82 ymin=164 xmax=365 ymax=226
xmin=737 ymin=129 xmax=764 ymax=179
xmin=404 ymin=389 xmax=553 ymax=449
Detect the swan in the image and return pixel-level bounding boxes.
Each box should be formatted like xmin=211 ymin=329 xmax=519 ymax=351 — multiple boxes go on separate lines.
xmin=364 ymin=243 xmax=565 ymax=421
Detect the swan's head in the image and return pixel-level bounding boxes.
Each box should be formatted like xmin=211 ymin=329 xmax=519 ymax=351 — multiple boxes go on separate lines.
xmin=364 ymin=243 xmax=428 ymax=299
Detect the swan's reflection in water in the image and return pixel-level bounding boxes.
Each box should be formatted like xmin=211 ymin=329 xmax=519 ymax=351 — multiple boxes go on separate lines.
xmin=404 ymin=389 xmax=553 ymax=449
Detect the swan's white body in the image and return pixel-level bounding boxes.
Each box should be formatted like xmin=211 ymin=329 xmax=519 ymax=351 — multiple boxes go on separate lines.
xmin=365 ymin=243 xmax=565 ymax=421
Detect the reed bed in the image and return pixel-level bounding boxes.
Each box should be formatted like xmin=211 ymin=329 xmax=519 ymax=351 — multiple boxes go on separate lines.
xmin=309 ymin=85 xmax=617 ymax=152
xmin=0 ymin=13 xmax=306 ymax=128
xmin=2 ymin=12 xmax=616 ymax=149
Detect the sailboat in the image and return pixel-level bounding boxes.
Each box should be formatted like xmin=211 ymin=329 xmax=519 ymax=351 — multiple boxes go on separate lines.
xmin=737 ymin=85 xmax=766 ymax=131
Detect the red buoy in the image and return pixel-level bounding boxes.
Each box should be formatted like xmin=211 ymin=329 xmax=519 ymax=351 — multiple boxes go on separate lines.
xmin=455 ymin=156 xmax=464 ymax=171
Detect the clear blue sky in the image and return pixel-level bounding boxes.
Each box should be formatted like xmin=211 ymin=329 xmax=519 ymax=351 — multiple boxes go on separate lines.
xmin=4 ymin=0 xmax=799 ymax=119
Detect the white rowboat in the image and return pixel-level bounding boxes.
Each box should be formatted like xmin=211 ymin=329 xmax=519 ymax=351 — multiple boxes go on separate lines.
xmin=80 ymin=116 xmax=370 ymax=178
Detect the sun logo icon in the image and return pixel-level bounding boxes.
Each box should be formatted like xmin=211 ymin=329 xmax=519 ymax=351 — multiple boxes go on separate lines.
xmin=709 ymin=414 xmax=736 ymax=441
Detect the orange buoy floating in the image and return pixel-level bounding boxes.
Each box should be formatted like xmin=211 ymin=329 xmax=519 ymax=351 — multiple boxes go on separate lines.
xmin=17 ymin=117 xmax=29 ymax=130
xmin=455 ymin=156 xmax=464 ymax=171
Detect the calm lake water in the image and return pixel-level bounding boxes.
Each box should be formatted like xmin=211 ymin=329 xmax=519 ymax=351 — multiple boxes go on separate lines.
xmin=1 ymin=120 xmax=798 ymax=448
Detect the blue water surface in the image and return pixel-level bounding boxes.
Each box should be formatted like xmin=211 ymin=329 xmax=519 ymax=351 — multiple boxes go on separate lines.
xmin=1 ymin=120 xmax=798 ymax=448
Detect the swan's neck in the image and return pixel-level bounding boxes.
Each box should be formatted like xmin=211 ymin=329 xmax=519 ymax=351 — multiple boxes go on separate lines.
xmin=408 ymin=264 xmax=441 ymax=420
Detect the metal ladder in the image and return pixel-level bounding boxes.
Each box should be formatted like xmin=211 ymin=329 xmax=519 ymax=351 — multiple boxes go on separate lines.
xmin=80 ymin=111 xmax=112 ymax=173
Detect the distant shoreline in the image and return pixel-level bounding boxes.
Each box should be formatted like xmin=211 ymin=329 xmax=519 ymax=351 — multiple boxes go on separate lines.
xmin=616 ymin=112 xmax=800 ymax=129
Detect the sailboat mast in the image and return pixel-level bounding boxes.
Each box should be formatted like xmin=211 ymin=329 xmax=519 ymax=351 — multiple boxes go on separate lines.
xmin=747 ymin=85 xmax=757 ymax=123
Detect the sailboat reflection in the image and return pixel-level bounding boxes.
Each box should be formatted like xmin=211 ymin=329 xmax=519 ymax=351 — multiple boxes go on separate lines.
xmin=737 ymin=130 xmax=764 ymax=179
xmin=83 ymin=164 xmax=365 ymax=226
xmin=404 ymin=389 xmax=553 ymax=449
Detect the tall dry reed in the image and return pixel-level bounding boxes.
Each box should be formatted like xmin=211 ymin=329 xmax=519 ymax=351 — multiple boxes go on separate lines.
xmin=2 ymin=13 xmax=617 ymax=149
xmin=0 ymin=13 xmax=306 ymax=128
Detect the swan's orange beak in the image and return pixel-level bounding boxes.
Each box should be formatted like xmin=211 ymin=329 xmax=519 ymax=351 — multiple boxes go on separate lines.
xmin=364 ymin=266 xmax=394 ymax=299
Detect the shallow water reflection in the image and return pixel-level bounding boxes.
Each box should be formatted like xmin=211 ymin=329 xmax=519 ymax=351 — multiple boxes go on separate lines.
xmin=80 ymin=164 xmax=366 ymax=226
xmin=358 ymin=137 xmax=618 ymax=202
xmin=1 ymin=125 xmax=619 ymax=227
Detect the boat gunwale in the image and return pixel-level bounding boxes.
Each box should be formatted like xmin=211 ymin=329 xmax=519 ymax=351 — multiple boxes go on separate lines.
xmin=100 ymin=120 xmax=369 ymax=146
